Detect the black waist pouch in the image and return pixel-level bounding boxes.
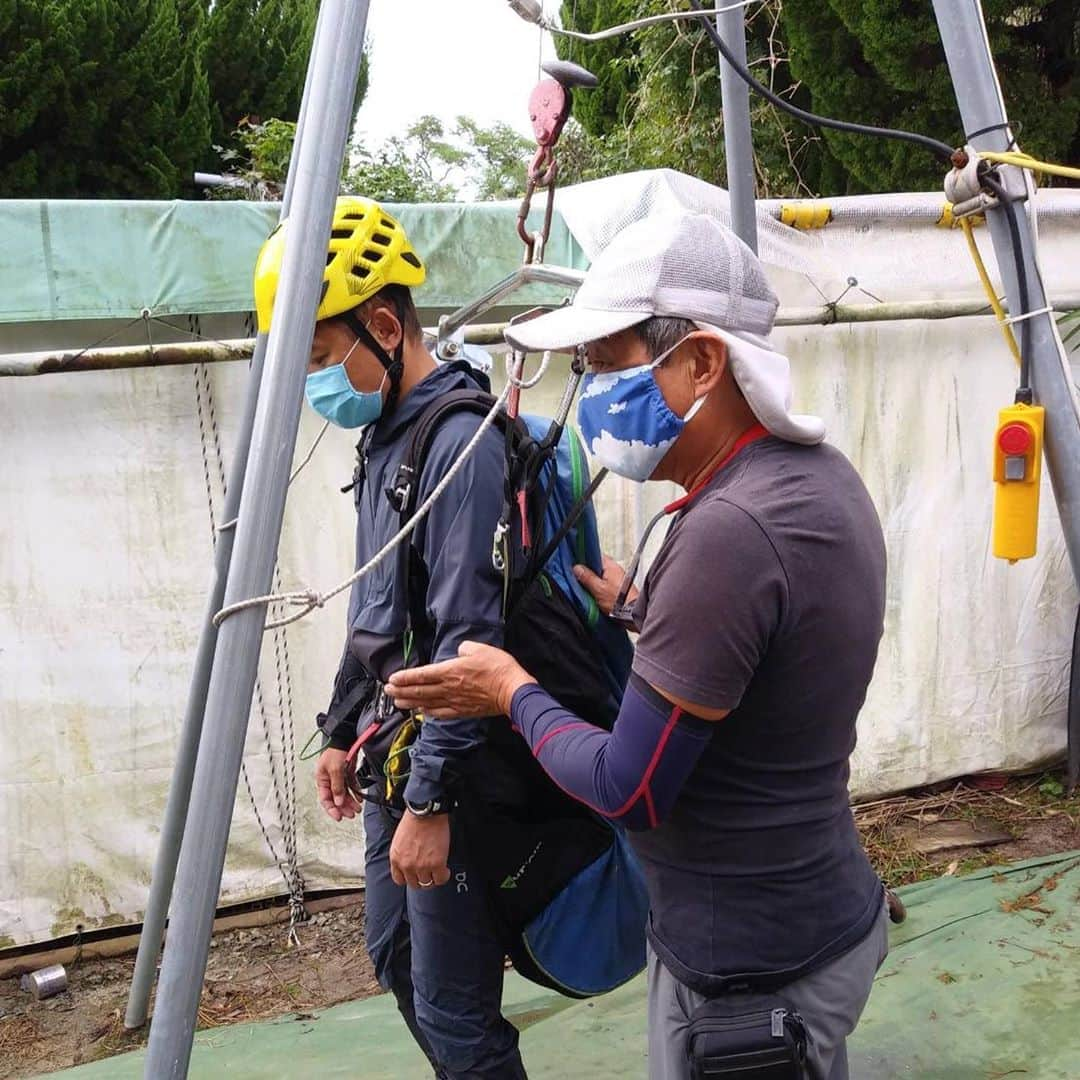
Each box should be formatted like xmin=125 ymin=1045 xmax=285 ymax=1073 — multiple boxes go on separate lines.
xmin=686 ymin=993 xmax=809 ymax=1079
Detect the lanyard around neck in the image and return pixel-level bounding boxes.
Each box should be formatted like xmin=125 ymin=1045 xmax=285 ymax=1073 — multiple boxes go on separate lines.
xmin=609 ymin=424 xmax=769 ymax=628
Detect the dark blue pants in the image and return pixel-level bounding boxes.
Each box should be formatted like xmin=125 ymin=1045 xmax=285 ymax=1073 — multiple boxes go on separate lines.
xmin=363 ymin=801 xmax=527 ymax=1079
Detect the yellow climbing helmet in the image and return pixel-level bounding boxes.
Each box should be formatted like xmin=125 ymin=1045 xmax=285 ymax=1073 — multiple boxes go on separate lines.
xmin=253 ymin=196 xmax=426 ymax=334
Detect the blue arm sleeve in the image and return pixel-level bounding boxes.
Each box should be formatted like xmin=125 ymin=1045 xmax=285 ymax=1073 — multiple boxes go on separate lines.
xmin=509 ymin=672 xmax=714 ymax=830
xmin=404 ymin=417 xmax=507 ymax=804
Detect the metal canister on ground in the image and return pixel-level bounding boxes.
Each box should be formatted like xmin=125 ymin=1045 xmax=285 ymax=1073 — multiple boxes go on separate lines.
xmin=19 ymin=964 xmax=68 ymax=1000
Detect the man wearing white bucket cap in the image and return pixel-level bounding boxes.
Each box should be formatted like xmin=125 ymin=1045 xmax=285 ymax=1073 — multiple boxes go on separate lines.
xmin=389 ymin=211 xmax=889 ymax=1079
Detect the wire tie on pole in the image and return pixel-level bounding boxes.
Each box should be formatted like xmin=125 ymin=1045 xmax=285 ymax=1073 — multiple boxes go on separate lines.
xmin=1004 ymin=305 xmax=1054 ymax=326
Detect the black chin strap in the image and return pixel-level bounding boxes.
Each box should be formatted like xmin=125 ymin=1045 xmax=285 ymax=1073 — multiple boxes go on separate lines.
xmin=343 ymin=308 xmax=405 ymax=415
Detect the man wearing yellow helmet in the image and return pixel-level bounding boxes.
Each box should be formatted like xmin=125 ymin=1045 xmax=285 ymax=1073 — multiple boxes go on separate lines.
xmin=255 ymin=197 xmax=527 ymax=1078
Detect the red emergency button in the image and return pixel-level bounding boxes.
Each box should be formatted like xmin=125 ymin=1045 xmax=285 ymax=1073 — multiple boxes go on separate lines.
xmin=999 ymin=423 xmax=1033 ymax=456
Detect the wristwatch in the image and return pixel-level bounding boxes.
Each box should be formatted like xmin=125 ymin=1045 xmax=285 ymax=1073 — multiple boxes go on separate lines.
xmin=404 ymin=796 xmax=451 ymax=818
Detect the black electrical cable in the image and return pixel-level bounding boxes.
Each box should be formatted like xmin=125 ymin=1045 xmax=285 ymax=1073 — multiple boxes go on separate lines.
xmin=981 ymin=171 xmax=1033 ymax=400
xmin=685 ymin=0 xmax=955 ymax=163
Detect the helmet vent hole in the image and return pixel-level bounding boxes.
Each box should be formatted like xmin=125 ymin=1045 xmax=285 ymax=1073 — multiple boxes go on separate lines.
xmin=400 ymin=251 xmax=422 ymax=269
xmin=331 ymin=228 xmax=352 ymax=240
xmin=342 ymin=212 xmax=366 ymax=221
xmin=371 ymin=233 xmax=392 ymax=247
xmin=325 ymin=252 xmax=336 ymax=266
xmin=361 ymin=248 xmax=383 ymax=262
xmin=352 ymin=263 xmax=370 ymax=279
xmin=380 ymin=219 xmax=395 ymax=229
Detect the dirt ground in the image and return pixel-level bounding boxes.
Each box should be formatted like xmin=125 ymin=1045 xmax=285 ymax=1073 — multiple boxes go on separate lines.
xmin=0 ymin=899 xmax=378 ymax=1079
xmin=2 ymin=770 xmax=1078 ymax=1079
xmin=853 ymin=769 xmax=1080 ymax=887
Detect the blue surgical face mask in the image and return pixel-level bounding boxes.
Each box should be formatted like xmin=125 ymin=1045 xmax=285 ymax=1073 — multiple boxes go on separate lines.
xmin=576 ymin=336 xmax=706 ymax=482
xmin=305 ymin=337 xmax=386 ymax=430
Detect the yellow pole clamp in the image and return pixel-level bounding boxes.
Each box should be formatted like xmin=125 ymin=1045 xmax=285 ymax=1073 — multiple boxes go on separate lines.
xmin=779 ymin=202 xmax=832 ymax=230
xmin=939 ymin=203 xmax=986 ymax=229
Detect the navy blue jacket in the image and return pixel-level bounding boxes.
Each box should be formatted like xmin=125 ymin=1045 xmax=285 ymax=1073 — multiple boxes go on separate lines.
xmin=322 ymin=362 xmax=506 ymax=805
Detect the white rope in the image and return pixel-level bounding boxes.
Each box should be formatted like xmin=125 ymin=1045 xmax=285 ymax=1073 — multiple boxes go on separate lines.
xmin=504 ymin=349 xmax=552 ymax=389
xmin=217 ymin=419 xmax=332 ymax=535
xmin=290 ymin=419 xmax=332 ymax=483
xmin=213 ymin=382 xmax=514 ymax=631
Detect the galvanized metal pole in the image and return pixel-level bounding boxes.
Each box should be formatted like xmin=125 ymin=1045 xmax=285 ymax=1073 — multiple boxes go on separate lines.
xmin=715 ymin=6 xmax=758 ymax=253
xmin=122 ymin=0 xmax=332 ymax=1035
xmin=143 ymin=2 xmax=368 ymax=1073
xmin=932 ymin=0 xmax=1080 ymax=587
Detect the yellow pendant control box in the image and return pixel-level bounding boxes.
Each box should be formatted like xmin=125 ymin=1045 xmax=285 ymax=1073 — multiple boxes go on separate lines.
xmin=992 ymin=402 xmax=1045 ymax=562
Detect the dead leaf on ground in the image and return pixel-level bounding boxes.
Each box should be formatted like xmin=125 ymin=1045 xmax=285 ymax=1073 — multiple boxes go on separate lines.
xmin=999 ymin=892 xmax=1054 ymax=915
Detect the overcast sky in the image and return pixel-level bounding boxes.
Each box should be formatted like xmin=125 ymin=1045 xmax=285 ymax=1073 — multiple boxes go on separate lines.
xmin=354 ymin=1 xmax=560 ymax=147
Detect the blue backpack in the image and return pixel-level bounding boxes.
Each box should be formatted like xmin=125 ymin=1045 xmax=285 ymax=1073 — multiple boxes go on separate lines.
xmin=390 ymin=374 xmax=647 ymax=998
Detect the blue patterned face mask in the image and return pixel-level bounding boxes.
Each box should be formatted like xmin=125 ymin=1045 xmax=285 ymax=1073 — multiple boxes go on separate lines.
xmin=304 ymin=338 xmax=386 ymax=430
xmin=576 ymin=337 xmax=706 ymax=482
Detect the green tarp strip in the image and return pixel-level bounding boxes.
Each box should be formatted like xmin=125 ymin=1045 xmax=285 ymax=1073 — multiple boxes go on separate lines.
xmin=46 ymin=851 xmax=1080 ymax=1079
xmin=0 ymin=200 xmax=586 ymax=324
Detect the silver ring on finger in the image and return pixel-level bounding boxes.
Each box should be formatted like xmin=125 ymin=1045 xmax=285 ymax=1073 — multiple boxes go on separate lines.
xmin=418 ymin=878 xmax=435 ymax=888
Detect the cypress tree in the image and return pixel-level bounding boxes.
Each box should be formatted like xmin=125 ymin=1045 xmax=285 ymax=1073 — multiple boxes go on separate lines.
xmin=204 ymin=0 xmax=318 ymax=142
xmin=80 ymin=0 xmax=191 ymax=196
xmin=0 ymin=0 xmax=213 ymax=196
xmin=0 ymin=0 xmax=98 ymax=194
xmin=783 ymin=0 xmax=1079 ymax=193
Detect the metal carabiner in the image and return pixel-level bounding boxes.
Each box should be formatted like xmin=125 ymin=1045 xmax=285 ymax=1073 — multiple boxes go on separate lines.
xmin=492 ymin=520 xmax=509 ymax=573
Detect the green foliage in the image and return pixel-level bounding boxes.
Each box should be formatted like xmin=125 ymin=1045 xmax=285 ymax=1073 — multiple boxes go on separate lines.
xmin=348 ymin=115 xmax=533 ymax=202
xmin=556 ymin=0 xmax=643 ymax=137
xmin=0 ymin=0 xmax=367 ymax=197
xmin=0 ymin=0 xmax=84 ymax=193
xmin=1059 ymin=308 xmax=1080 ymax=352
xmin=85 ymin=0 xmax=202 ymax=197
xmin=784 ymin=0 xmax=1079 ymax=193
xmin=216 ymin=113 xmax=534 ymax=204
xmin=347 ymin=115 xmax=469 ymax=202
xmin=1039 ymin=776 xmax=1065 ymax=798
xmin=210 ymin=117 xmax=298 ymax=199
xmin=205 ymin=0 xmax=312 ymax=141
xmin=556 ymin=0 xmax=1080 ymax=196
xmin=453 ymin=118 xmax=532 ymax=200
xmin=0 ymin=0 xmax=212 ymax=197
xmin=556 ymin=0 xmax=827 ymax=196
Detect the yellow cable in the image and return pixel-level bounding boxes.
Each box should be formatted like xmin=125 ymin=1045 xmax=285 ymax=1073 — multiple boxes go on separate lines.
xmin=980 ymin=150 xmax=1080 ymax=182
xmin=959 ymin=216 xmax=1022 ymax=367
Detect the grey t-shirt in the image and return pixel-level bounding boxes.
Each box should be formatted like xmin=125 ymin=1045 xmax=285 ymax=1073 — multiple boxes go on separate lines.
xmin=630 ymin=435 xmax=886 ymax=992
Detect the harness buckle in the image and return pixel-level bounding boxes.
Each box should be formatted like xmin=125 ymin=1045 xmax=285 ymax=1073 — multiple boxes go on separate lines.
xmin=385 ymin=464 xmax=415 ymax=513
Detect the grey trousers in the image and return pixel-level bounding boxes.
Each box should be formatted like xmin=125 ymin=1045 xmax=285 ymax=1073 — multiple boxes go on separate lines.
xmin=647 ymin=903 xmax=889 ymax=1080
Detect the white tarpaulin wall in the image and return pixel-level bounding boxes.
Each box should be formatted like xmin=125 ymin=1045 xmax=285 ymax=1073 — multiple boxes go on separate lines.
xmin=2 ymin=183 xmax=1079 ymax=947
